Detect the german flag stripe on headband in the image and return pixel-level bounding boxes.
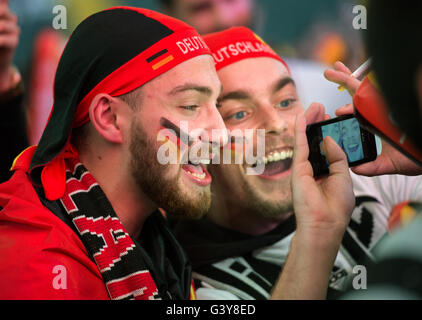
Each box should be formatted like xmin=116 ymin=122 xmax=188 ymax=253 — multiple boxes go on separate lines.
xmin=21 ymin=7 xmax=211 ymax=200
xmin=74 ymin=24 xmax=210 ymax=128
xmin=202 ymin=26 xmax=289 ymax=72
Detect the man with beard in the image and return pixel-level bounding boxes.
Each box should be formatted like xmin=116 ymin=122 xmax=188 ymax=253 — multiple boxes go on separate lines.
xmin=0 ymin=7 xmax=225 ymax=299
xmin=171 ymin=27 xmax=422 ymax=299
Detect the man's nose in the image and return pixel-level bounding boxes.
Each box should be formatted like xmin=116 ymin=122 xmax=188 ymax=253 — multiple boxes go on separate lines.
xmin=259 ymin=104 xmax=289 ymax=135
xmin=201 ymin=105 xmax=229 ymax=147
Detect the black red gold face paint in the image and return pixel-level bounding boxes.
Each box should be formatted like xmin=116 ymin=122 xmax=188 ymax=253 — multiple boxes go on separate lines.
xmin=159 ymin=117 xmax=194 ymax=147
xmin=159 ymin=117 xmax=252 ymax=162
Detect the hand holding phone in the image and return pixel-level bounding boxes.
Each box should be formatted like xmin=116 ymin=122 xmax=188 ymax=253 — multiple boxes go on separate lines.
xmin=306 ymin=114 xmax=378 ymax=177
xmin=292 ymin=111 xmax=355 ymax=236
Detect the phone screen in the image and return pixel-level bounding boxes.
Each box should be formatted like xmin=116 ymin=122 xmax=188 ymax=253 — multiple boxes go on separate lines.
xmin=307 ymin=114 xmax=377 ymax=177
xmin=321 ymin=117 xmax=364 ymax=163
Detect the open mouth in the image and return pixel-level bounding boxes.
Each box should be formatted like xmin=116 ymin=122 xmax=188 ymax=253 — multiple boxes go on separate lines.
xmin=181 ymin=160 xmax=212 ymax=186
xmin=347 ymin=143 xmax=359 ymax=153
xmin=251 ymin=149 xmax=293 ymax=177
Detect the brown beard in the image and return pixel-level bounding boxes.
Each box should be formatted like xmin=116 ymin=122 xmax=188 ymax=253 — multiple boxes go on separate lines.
xmin=129 ymin=119 xmax=211 ymax=219
xmin=240 ymin=175 xmax=293 ymax=219
xmin=210 ymin=164 xmax=293 ymax=220
xmin=209 ymin=131 xmax=296 ymax=220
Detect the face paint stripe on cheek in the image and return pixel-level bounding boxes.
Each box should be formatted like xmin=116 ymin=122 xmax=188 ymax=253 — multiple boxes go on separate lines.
xmin=160 ymin=117 xmax=194 ymax=147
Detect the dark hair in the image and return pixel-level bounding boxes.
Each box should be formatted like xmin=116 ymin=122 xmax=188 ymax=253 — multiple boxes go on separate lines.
xmin=158 ymin=0 xmax=174 ymax=8
xmin=118 ymin=86 xmax=142 ymax=110
xmin=366 ymin=0 xmax=422 ymax=151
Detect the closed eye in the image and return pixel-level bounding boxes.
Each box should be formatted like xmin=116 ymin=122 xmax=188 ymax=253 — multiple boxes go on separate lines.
xmin=180 ymin=105 xmax=199 ymax=111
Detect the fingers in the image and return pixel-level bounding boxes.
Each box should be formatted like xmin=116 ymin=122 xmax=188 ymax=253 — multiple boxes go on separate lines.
xmin=324 ymin=68 xmax=361 ymax=91
xmin=304 ymin=103 xmax=325 ymax=125
xmin=0 ymin=33 xmax=18 ymax=48
xmin=0 ymin=4 xmax=19 ymax=51
xmin=0 ymin=20 xmax=19 ymax=35
xmin=304 ymin=103 xmax=330 ymax=123
xmin=350 ymin=154 xmax=391 ymax=177
xmin=324 ymin=60 xmax=362 ymax=96
xmin=0 ymin=2 xmax=14 ymax=19
xmin=334 ymin=104 xmax=354 ymax=116
xmin=321 ymin=136 xmax=349 ymax=176
xmin=333 ymin=61 xmax=352 ymax=74
xmin=350 ymin=163 xmax=377 ymax=177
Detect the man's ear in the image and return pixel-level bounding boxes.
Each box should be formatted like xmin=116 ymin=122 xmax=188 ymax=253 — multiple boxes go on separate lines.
xmin=89 ymin=93 xmax=124 ymax=144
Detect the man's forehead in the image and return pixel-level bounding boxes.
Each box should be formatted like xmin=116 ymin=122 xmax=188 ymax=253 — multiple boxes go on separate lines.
xmin=218 ymin=76 xmax=295 ymax=102
xmin=217 ymin=57 xmax=291 ymax=90
xmin=222 ymin=56 xmax=289 ymax=73
xmin=142 ymin=55 xmax=219 ymax=89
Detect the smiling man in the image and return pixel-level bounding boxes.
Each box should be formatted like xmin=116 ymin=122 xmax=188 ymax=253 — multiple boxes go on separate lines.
xmin=171 ymin=27 xmax=422 ymax=300
xmin=0 ymin=7 xmax=225 ymax=300
xmin=322 ymin=122 xmax=341 ymax=147
xmin=215 ymin=62 xmax=297 ymax=221
xmin=340 ymin=118 xmax=364 ymax=163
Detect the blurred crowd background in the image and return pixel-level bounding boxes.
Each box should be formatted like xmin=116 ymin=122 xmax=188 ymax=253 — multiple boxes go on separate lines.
xmin=10 ymin=0 xmax=365 ymax=145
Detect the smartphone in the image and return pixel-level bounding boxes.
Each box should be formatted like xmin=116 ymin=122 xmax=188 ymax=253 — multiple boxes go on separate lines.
xmin=306 ymin=114 xmax=378 ymax=177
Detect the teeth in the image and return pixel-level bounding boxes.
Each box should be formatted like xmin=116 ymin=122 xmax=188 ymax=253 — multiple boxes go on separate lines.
xmin=190 ymin=159 xmax=211 ymax=165
xmin=186 ymin=171 xmax=206 ymax=179
xmin=258 ymin=150 xmax=293 ymax=165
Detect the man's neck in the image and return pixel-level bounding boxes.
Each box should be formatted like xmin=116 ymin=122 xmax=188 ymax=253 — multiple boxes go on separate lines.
xmin=207 ymin=187 xmax=291 ymax=236
xmin=79 ymin=149 xmax=157 ymax=240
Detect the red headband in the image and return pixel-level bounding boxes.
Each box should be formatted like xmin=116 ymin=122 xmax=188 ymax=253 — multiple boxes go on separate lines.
xmin=75 ymin=7 xmax=211 ymax=128
xmin=202 ymin=26 xmax=289 ymax=72
xmin=14 ymin=7 xmax=213 ymax=201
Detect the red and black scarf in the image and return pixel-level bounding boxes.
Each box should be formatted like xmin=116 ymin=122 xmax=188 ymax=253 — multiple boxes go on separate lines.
xmin=10 ymin=7 xmax=208 ymax=300
xmin=57 ymin=154 xmax=193 ymax=300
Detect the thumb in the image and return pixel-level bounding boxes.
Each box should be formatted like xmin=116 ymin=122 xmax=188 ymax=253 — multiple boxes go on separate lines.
xmin=293 ymin=113 xmax=309 ymax=164
xmin=321 ymin=136 xmax=349 ymax=175
xmin=292 ymin=112 xmax=315 ymax=179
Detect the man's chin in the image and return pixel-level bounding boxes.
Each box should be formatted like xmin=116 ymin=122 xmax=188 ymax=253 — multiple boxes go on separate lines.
xmin=163 ymin=189 xmax=211 ymax=220
xmin=233 ymin=168 xmax=293 ymax=218
xmin=167 ymin=176 xmax=211 ymax=219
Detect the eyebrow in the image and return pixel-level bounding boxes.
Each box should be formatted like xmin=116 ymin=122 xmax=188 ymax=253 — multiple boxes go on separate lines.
xmin=217 ymin=77 xmax=296 ymax=104
xmin=218 ymin=90 xmax=251 ymax=104
xmin=271 ymin=76 xmax=296 ymax=94
xmin=168 ymin=83 xmax=215 ymax=97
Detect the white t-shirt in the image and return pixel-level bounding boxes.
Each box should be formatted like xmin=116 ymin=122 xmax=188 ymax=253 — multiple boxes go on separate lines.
xmin=194 ymin=172 xmax=422 ymax=300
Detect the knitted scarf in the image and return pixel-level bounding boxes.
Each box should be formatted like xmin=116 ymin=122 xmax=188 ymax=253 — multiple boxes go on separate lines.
xmin=58 ymin=155 xmax=193 ymax=300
